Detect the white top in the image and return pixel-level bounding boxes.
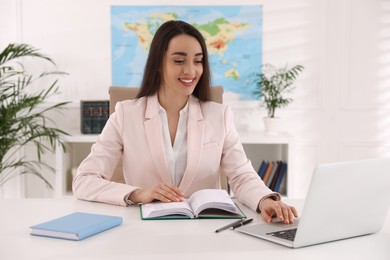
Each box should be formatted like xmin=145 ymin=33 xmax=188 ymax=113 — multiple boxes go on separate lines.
xmin=159 ymin=102 xmax=189 ymax=186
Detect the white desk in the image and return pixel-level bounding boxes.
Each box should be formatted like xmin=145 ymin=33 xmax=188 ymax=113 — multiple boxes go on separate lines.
xmin=1 ymin=198 xmax=389 ymax=260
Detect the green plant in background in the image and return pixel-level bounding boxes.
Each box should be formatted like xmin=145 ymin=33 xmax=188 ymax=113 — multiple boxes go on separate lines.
xmin=0 ymin=43 xmax=69 ymax=188
xmin=252 ymin=63 xmax=304 ymax=118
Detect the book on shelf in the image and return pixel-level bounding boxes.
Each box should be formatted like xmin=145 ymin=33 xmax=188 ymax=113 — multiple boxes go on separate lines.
xmin=257 ymin=160 xmax=268 ymax=179
xmin=266 ymin=161 xmax=281 ymax=188
xmin=30 ymin=212 xmax=123 ymax=241
xmin=140 ymin=189 xmax=245 ymax=220
xmin=273 ymin=161 xmax=287 ymax=192
xmin=262 ymin=161 xmax=274 ymax=184
xmin=258 ymin=160 xmax=288 ymax=193
xmin=80 ymin=100 xmax=109 ymax=134
xmin=269 ymin=161 xmax=283 ymax=191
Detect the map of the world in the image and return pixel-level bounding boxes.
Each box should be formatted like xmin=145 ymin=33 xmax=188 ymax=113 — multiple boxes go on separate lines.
xmin=111 ymin=5 xmax=262 ymax=100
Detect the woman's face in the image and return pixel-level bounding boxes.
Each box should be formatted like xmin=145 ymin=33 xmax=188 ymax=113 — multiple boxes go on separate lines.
xmin=161 ymin=34 xmax=204 ymax=98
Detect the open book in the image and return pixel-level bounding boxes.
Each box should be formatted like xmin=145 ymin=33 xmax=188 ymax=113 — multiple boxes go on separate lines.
xmin=140 ymin=189 xmax=245 ymax=220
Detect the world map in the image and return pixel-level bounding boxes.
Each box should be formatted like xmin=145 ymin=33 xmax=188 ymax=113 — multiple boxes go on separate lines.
xmin=111 ymin=6 xmax=262 ymax=100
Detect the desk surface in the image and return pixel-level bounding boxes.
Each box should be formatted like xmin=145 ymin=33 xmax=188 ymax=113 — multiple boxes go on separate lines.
xmin=1 ymin=198 xmax=389 ymax=260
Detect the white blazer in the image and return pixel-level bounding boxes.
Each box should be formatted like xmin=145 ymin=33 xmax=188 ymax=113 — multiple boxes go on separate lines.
xmin=73 ymin=94 xmax=278 ymax=211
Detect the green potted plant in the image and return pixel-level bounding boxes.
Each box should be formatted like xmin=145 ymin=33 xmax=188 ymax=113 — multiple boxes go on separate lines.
xmin=0 ymin=43 xmax=69 ymax=189
xmin=252 ymin=63 xmax=304 ymax=134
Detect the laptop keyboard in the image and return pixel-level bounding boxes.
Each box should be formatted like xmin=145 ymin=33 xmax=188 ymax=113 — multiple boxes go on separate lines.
xmin=266 ymin=228 xmax=297 ymax=241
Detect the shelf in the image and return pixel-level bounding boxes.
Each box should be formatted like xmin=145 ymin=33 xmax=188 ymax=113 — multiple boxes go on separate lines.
xmin=239 ymin=131 xmax=292 ymax=144
xmin=56 ymin=131 xmax=294 ymax=198
xmin=63 ymin=131 xmax=292 ymax=144
xmin=63 ymin=134 xmax=99 ymax=143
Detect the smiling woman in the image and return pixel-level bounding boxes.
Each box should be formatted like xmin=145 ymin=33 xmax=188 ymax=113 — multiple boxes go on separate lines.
xmin=160 ymin=34 xmax=204 ymax=108
xmin=73 ymin=20 xmax=297 ymax=224
xmin=137 ymin=20 xmax=212 ymax=102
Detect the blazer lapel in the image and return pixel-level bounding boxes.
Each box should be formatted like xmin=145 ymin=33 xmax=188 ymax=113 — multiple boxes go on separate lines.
xmin=179 ymin=96 xmax=204 ymax=194
xmin=144 ymin=95 xmax=172 ymax=185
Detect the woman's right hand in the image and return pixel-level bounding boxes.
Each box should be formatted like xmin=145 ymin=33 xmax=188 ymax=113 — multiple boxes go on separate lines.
xmin=128 ymin=183 xmax=185 ymax=204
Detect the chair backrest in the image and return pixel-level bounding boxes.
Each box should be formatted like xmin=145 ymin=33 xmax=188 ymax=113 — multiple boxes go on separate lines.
xmin=109 ymin=86 xmax=224 ymax=114
xmin=108 ymin=86 xmax=228 ymax=191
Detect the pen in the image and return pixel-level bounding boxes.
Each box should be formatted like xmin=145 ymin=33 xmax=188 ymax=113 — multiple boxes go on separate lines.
xmin=215 ymin=218 xmax=245 ymax=233
xmin=231 ymin=218 xmax=253 ymax=230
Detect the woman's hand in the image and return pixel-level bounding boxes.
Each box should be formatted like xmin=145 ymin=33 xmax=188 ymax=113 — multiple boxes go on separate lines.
xmin=259 ymin=198 xmax=298 ymax=224
xmin=129 ymin=183 xmax=185 ymax=204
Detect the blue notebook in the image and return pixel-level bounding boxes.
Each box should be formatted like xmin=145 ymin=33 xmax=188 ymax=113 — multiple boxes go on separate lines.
xmin=30 ymin=212 xmax=123 ymax=241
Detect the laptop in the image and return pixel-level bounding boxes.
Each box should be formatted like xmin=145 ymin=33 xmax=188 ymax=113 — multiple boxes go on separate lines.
xmin=236 ymin=157 xmax=390 ymax=248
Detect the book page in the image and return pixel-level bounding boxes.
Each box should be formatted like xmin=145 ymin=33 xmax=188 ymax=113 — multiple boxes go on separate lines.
xmin=188 ymin=189 xmax=241 ymax=217
xmin=141 ymin=201 xmax=194 ymax=219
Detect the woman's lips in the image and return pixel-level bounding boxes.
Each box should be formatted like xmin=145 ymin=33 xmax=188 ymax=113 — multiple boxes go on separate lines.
xmin=179 ymin=78 xmax=195 ymax=87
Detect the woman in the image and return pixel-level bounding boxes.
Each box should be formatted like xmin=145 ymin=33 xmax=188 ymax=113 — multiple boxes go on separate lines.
xmin=73 ymin=20 xmax=297 ymax=224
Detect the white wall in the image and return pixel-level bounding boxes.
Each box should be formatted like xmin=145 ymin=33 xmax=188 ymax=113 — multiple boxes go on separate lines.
xmin=1 ymin=0 xmax=390 ymax=198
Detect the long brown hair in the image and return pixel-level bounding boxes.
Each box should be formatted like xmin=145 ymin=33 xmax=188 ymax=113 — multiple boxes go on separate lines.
xmin=136 ymin=20 xmax=211 ymax=101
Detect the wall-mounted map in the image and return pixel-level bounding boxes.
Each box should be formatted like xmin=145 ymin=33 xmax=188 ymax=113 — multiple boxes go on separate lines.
xmin=111 ymin=5 xmax=262 ymax=100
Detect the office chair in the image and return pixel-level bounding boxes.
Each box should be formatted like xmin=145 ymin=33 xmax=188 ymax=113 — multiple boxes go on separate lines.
xmin=108 ymin=86 xmax=228 ymax=191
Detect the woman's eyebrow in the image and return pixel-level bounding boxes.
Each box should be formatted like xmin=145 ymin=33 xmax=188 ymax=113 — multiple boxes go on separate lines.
xmin=171 ymin=52 xmax=203 ymax=56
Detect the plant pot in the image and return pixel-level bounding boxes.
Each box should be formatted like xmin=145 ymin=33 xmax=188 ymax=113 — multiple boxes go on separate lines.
xmin=263 ymin=117 xmax=282 ymax=135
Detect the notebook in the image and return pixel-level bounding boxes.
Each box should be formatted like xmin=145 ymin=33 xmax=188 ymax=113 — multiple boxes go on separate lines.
xmin=236 ymin=157 xmax=390 ymax=248
xmin=30 ymin=212 xmax=123 ymax=241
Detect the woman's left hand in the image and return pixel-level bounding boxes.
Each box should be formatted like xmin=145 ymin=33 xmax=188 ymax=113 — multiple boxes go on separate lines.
xmin=259 ymin=198 xmax=298 ymax=224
